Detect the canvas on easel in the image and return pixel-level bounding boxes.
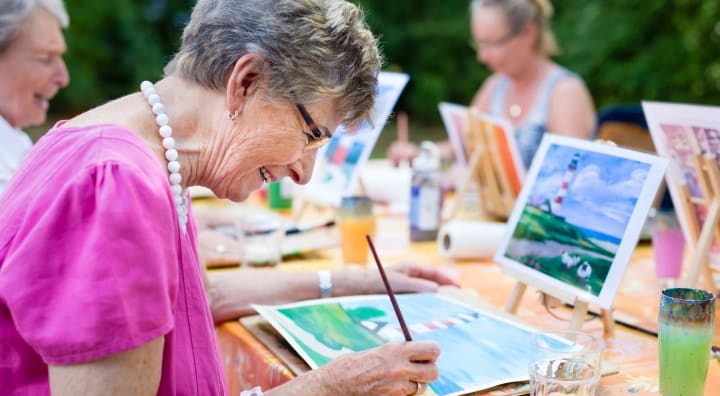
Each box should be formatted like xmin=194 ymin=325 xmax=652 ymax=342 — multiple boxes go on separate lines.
xmin=447 ymin=107 xmax=525 ymax=221
xmin=291 ymin=71 xmax=409 ymax=222
xmin=438 ymin=102 xmax=471 ymax=167
xmin=643 ymin=101 xmax=720 ymax=291
xmin=494 ymin=135 xmax=668 ymax=333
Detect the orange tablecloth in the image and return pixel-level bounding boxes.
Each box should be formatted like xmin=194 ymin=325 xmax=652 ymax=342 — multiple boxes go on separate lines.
xmin=214 ymin=214 xmax=720 ymax=395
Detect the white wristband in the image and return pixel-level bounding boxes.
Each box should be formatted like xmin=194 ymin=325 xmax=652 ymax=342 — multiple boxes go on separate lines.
xmin=240 ymin=386 xmax=264 ymax=396
xmin=318 ymin=270 xmax=332 ymax=298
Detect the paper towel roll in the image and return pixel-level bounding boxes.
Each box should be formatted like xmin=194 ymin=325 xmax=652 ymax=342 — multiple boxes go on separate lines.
xmin=438 ymin=220 xmax=506 ymax=259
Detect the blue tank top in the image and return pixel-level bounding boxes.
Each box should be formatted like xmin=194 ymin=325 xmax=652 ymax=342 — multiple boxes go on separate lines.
xmin=488 ymin=66 xmax=577 ymax=168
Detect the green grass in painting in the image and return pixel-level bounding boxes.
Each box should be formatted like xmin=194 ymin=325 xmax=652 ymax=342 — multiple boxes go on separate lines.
xmin=280 ymin=303 xmax=384 ymax=366
xmin=506 ymin=205 xmax=615 ymax=296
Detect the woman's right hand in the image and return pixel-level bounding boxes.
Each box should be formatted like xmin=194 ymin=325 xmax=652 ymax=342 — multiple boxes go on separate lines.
xmin=268 ymin=340 xmax=440 ymax=396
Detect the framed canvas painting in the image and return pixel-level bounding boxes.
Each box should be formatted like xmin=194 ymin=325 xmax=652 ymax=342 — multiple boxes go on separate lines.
xmin=296 ymin=71 xmax=409 ymax=207
xmin=494 ymin=135 xmax=668 ymax=309
xmin=438 ymin=104 xmax=525 ymax=189
xmin=642 ymin=101 xmax=720 ymax=254
xmin=468 ymin=109 xmax=526 ymax=195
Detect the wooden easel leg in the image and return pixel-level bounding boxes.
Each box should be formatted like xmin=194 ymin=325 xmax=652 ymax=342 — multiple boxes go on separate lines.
xmin=683 ymin=200 xmax=720 ymax=289
xmin=569 ymin=298 xmax=590 ymax=332
xmin=449 ymin=148 xmax=483 ymax=221
xmin=505 ymin=282 xmax=527 ymax=314
xmin=600 ymin=307 xmax=615 ymax=336
xmin=357 ymin=176 xmax=369 ymax=196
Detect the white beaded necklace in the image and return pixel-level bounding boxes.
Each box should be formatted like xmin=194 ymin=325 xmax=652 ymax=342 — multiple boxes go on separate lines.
xmin=140 ymin=80 xmax=188 ymax=233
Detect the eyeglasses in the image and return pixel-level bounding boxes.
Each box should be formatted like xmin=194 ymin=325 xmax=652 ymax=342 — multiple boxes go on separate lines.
xmin=469 ymin=30 xmax=518 ymax=51
xmin=296 ymin=103 xmax=332 ymax=151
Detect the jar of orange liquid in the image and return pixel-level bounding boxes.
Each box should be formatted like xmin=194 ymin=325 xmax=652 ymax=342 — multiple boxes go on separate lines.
xmin=339 ymin=195 xmax=376 ymax=265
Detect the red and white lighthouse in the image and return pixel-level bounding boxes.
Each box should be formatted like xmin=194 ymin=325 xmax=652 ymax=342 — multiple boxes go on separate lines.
xmin=551 ymin=153 xmax=580 ymax=215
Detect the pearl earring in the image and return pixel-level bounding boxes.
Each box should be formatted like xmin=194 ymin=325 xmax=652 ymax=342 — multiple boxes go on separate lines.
xmin=229 ymin=109 xmax=239 ymax=121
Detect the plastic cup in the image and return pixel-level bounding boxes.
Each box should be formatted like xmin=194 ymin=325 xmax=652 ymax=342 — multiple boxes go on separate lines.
xmin=339 ymin=196 xmax=376 ymax=266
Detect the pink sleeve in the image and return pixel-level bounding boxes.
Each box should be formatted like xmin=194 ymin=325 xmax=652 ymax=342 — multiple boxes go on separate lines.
xmin=1 ymin=161 xmax=179 ymax=364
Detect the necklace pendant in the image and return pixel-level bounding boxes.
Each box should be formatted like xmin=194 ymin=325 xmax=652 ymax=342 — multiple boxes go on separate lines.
xmin=509 ymin=104 xmax=522 ymax=118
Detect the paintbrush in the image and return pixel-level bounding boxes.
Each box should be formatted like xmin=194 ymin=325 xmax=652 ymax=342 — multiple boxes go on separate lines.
xmin=366 ymin=234 xmax=413 ymax=341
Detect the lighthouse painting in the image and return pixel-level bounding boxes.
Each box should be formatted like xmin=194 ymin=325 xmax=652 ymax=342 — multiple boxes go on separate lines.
xmin=495 ymin=135 xmax=668 ymax=309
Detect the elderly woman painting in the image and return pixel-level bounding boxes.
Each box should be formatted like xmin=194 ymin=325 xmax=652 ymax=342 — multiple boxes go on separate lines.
xmin=0 ymin=0 xmax=69 ymax=193
xmin=0 ymin=0 xmax=445 ymax=395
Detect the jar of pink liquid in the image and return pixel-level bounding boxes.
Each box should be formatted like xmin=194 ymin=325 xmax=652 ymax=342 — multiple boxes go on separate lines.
xmin=651 ymin=210 xmax=685 ymax=279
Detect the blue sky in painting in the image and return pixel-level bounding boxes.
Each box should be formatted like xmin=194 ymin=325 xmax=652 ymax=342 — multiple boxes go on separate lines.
xmin=340 ymin=294 xmax=535 ymax=395
xmin=529 ymin=144 xmax=650 ymax=238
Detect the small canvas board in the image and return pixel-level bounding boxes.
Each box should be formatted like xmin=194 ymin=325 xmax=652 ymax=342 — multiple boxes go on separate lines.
xmin=438 ymin=102 xmax=471 ymax=166
xmin=494 ymin=135 xmax=668 ymax=309
xmin=296 ymin=71 xmax=409 ymax=207
xmin=438 ymin=104 xmax=526 ymax=183
xmin=642 ymin=101 xmax=720 ymax=251
xmin=467 ymin=110 xmax=526 ymax=194
xmin=252 ymin=293 xmax=568 ymax=396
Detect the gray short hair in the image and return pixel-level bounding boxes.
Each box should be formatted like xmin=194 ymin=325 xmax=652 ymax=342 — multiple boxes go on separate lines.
xmin=0 ymin=0 xmax=69 ymax=54
xmin=471 ymin=0 xmax=558 ymax=56
xmin=168 ymin=0 xmax=382 ymax=125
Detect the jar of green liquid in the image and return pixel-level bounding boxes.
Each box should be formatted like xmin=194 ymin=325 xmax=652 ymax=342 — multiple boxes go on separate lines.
xmin=659 ymin=288 xmax=715 ymax=396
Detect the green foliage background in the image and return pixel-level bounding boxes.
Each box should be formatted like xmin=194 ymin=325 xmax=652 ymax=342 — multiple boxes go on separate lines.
xmin=53 ymin=0 xmax=720 ymax=127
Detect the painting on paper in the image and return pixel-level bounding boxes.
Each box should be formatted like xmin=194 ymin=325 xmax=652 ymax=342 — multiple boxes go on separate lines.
xmin=495 ymin=135 xmax=668 ymax=308
xmin=253 ymin=293 xmax=562 ymax=396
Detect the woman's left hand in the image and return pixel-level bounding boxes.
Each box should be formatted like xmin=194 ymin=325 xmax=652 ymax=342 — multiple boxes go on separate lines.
xmin=198 ymin=229 xmax=244 ymax=267
xmin=334 ymin=262 xmax=459 ymax=296
xmin=385 ymin=262 xmax=460 ymax=292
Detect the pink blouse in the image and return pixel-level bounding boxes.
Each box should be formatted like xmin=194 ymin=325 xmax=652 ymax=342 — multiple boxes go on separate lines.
xmin=0 ymin=124 xmax=227 ymax=395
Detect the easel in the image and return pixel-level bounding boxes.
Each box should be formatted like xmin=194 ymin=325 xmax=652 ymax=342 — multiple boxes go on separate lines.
xmin=504 ymin=282 xmax=616 ymax=336
xmin=502 ymin=137 xmax=623 ymax=336
xmin=677 ymin=154 xmax=720 ymax=291
xmin=449 ymin=109 xmax=519 ymax=221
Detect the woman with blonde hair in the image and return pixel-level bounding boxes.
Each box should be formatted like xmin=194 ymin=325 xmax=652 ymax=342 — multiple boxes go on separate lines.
xmin=389 ymin=0 xmax=595 ymax=169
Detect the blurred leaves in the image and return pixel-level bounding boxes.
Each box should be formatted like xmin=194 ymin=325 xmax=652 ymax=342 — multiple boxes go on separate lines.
xmin=53 ymin=0 xmax=720 ymax=124
xmin=54 ymin=0 xmax=193 ymax=115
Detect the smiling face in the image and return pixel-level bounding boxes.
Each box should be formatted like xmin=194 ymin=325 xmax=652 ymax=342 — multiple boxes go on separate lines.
xmin=0 ymin=7 xmax=69 ymax=129
xmin=471 ymin=6 xmax=536 ymax=76
xmin=210 ymin=94 xmax=342 ymax=202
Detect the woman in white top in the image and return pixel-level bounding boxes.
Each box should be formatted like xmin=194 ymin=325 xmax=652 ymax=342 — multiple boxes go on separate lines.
xmin=0 ymin=0 xmax=70 ymax=193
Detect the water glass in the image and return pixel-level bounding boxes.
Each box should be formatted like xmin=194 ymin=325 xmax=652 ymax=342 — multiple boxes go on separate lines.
xmin=528 ymin=330 xmax=605 ymax=396
xmin=659 ymin=288 xmax=715 ymax=396
xmin=339 ymin=195 xmax=376 ymax=266
xmin=241 ymin=227 xmax=284 ymax=267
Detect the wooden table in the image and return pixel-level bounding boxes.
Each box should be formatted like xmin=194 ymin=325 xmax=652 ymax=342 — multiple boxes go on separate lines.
xmin=214 ymin=214 xmax=720 ymax=395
